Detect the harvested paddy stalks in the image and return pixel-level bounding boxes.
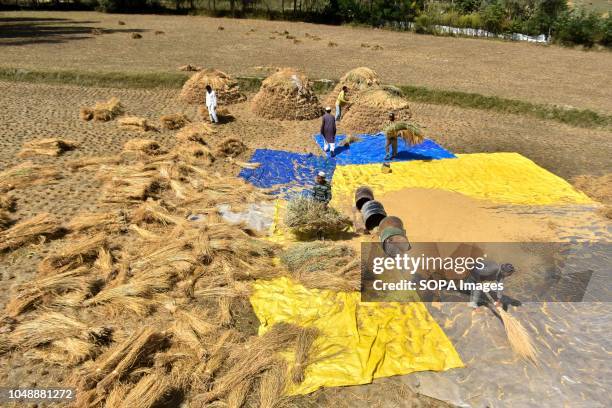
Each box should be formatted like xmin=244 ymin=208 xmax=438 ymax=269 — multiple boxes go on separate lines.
xmin=260 ymin=360 xmax=289 ymax=408
xmin=226 ymin=376 xmax=254 ymax=408
xmin=0 ymin=161 xmax=60 ymax=191
xmin=180 ymin=69 xmax=246 ymax=105
xmin=99 ymin=167 xmax=163 ymax=204
xmin=4 ymin=267 xmax=94 ymax=317
xmin=226 ymin=156 xmax=260 ymax=169
xmin=160 ymin=113 xmax=190 ymax=130
xmin=284 ymin=196 xmax=351 ymax=238
xmin=131 ymin=200 xmax=186 ymax=226
xmin=38 ymin=233 xmax=107 ymax=275
xmin=175 ymin=122 xmax=214 ymax=145
xmin=0 ymin=210 xmax=12 ymax=230
xmin=202 ymin=323 xmax=302 ymax=402
xmin=0 ymin=193 xmax=16 ymax=211
xmin=216 ymin=138 xmax=247 ymax=158
xmin=342 ymin=87 xmax=412 ymax=134
xmin=67 ymin=210 xmax=126 ymax=234
xmin=281 ymin=242 xmax=361 ymax=291
xmin=18 ymin=138 xmax=79 ymax=158
xmin=177 ymin=142 xmax=215 ymax=166
xmin=384 ymin=122 xmax=424 ymax=146
xmin=80 ymin=107 xmax=94 ymax=121
xmin=118 ymin=116 xmax=154 ymax=132
xmin=0 ymin=213 xmax=63 ymax=252
xmin=251 ymin=68 xmax=322 ymax=121
xmin=290 ymin=327 xmax=319 ymax=384
xmin=68 ymin=156 xmax=122 ymax=170
xmin=123 ymin=139 xmax=164 ymax=155
xmin=325 ymin=67 xmax=380 ymax=107
xmin=118 ymin=370 xmax=171 ymax=408
xmin=338 ymin=134 xmax=362 ymax=147
xmin=92 ymin=97 xmax=124 ymax=121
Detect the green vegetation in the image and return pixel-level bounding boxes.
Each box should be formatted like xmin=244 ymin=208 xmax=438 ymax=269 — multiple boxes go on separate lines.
xmin=0 ymin=67 xmax=609 ymax=129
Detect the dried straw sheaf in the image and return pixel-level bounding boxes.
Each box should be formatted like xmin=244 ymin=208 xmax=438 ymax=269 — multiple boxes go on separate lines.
xmin=118 ymin=116 xmax=154 ymax=132
xmin=38 ymin=233 xmax=107 ymax=275
xmin=284 ymin=196 xmax=352 ymax=239
xmin=67 ymin=156 xmax=122 ymax=171
xmin=281 ymin=242 xmax=361 ymax=291
xmin=18 ymin=138 xmax=79 ymax=158
xmin=324 ymin=67 xmax=380 ymax=107
xmin=175 ymin=122 xmax=215 ymax=145
xmin=384 ymin=121 xmax=424 ymax=146
xmin=90 ymin=97 xmax=124 ymax=121
xmin=216 ymin=138 xmax=247 ymax=158
xmin=66 ymin=210 xmax=127 ymax=234
xmin=251 ymin=68 xmax=323 ymax=121
xmin=341 ymin=86 xmax=412 ymax=134
xmin=0 ymin=210 xmax=12 ymax=230
xmin=123 ymin=139 xmax=165 ymax=156
xmin=0 ymin=193 xmax=16 ymax=212
xmin=179 ymin=69 xmax=246 ymax=105
xmin=160 ymin=113 xmax=190 ymax=130
xmin=0 ymin=213 xmax=63 ymax=252
xmin=0 ymin=161 xmax=60 ymax=192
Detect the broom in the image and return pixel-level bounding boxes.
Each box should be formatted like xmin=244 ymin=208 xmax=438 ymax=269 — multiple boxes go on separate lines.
xmin=485 ymin=292 xmax=538 ymax=364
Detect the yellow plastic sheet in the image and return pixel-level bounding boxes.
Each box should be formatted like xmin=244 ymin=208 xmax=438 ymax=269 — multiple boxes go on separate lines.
xmin=331 ymin=153 xmax=593 ymax=206
xmin=250 ymin=277 xmax=463 ymax=395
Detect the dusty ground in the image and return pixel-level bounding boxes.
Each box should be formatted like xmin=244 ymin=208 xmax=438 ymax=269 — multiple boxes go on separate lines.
xmin=1 ymin=11 xmax=612 ymax=113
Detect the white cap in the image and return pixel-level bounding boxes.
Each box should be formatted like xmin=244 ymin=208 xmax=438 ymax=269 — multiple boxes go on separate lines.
xmin=318 ymin=171 xmax=326 ymax=177
xmin=325 ymin=106 xmax=331 ymax=112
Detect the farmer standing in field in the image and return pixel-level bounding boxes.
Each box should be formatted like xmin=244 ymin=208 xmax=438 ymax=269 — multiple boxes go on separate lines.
xmin=321 ymin=106 xmax=337 ymax=157
xmin=205 ymin=85 xmax=219 ymax=124
xmin=335 ymin=85 xmax=348 ymax=121
xmin=312 ymin=171 xmax=332 ymax=205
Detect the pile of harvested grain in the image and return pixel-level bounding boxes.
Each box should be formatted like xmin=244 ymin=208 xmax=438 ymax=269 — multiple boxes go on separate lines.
xmin=251 ymin=68 xmax=323 ymax=121
xmin=341 ymin=86 xmax=412 ymax=134
xmin=216 ymin=137 xmax=247 ymax=158
xmin=325 ymin=67 xmax=380 ymax=107
xmin=118 ymin=116 xmax=154 ymax=132
xmin=81 ymin=97 xmax=123 ymax=121
xmin=160 ymin=113 xmax=190 ymax=130
xmin=176 ymin=122 xmax=215 ymax=145
xmin=18 ymin=138 xmax=79 ymax=158
xmin=179 ymin=69 xmax=246 ymax=105
xmin=0 ymin=213 xmax=63 ymax=252
xmin=123 ymin=139 xmax=165 ymax=156
xmin=0 ymin=161 xmax=60 ymax=192
xmin=284 ymin=196 xmax=352 ymax=238
xmin=281 ymin=241 xmax=360 ymax=291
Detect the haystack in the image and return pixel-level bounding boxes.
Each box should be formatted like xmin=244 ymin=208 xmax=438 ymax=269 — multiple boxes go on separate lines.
xmin=18 ymin=138 xmax=79 ymax=158
xmin=324 ymin=67 xmax=380 ymax=107
xmin=179 ymin=69 xmax=246 ymax=105
xmin=118 ymin=116 xmax=154 ymax=132
xmin=160 ymin=113 xmax=190 ymax=130
xmin=251 ymin=68 xmax=323 ymax=121
xmin=341 ymin=86 xmax=411 ymax=134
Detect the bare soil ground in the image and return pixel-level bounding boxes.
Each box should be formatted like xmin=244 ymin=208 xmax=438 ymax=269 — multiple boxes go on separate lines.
xmin=1 ymin=11 xmax=612 ymax=113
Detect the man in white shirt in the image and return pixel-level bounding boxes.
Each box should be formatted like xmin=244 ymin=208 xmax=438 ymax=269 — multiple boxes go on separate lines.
xmin=205 ymin=85 xmax=218 ymax=124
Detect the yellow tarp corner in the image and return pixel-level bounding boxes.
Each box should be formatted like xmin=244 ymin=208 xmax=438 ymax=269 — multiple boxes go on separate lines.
xmin=250 ymin=277 xmax=463 ymax=395
xmin=331 ymin=153 xmax=593 ymax=206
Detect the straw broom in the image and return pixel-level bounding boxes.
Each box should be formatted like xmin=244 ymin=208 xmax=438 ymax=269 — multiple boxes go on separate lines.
xmin=485 ymin=292 xmax=538 ymax=364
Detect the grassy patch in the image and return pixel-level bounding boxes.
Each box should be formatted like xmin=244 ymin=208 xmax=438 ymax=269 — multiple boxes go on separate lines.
xmin=400 ymin=85 xmax=611 ymax=129
xmin=0 ymin=67 xmax=608 ymax=128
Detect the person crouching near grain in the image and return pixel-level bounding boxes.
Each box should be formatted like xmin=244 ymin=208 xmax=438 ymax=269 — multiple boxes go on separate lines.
xmin=205 ymin=85 xmax=218 ymax=124
xmin=466 ymin=261 xmax=515 ymax=309
xmin=312 ymin=171 xmax=332 ymax=205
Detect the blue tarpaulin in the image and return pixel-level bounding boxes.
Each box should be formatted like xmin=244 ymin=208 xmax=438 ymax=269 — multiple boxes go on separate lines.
xmin=313 ymin=133 xmax=455 ymax=165
xmin=239 ymin=149 xmax=336 ymax=198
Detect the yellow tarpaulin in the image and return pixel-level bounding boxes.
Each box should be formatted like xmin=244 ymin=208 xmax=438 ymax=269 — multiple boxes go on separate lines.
xmin=250 ymin=277 xmax=463 ymax=395
xmin=331 ymin=153 xmax=593 ymax=206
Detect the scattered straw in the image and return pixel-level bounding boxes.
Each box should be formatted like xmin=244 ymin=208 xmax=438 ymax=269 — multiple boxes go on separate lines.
xmin=0 ymin=212 xmax=62 ymax=252
xmin=0 ymin=161 xmax=60 ymax=191
xmin=284 ymin=196 xmax=351 ymax=238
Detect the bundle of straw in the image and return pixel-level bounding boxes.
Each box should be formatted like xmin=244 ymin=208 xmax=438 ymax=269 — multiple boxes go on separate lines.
xmin=18 ymin=138 xmax=79 ymax=158
xmin=216 ymin=138 xmax=247 ymax=158
xmin=160 ymin=113 xmax=190 ymax=130
xmin=284 ymin=196 xmax=351 ymax=238
xmin=123 ymin=139 xmax=164 ymax=155
xmin=0 ymin=213 xmax=63 ymax=252
xmin=0 ymin=161 xmax=60 ymax=191
xmin=93 ymin=97 xmax=123 ymax=121
xmin=383 ymin=122 xmax=424 ymax=146
xmin=118 ymin=116 xmax=154 ymax=132
xmin=175 ymin=122 xmax=214 ymax=145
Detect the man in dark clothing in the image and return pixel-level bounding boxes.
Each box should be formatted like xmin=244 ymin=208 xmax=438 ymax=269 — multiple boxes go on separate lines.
xmin=312 ymin=171 xmax=332 ymax=204
xmin=320 ymin=107 xmax=337 ymax=158
xmin=467 ymin=261 xmax=515 ymax=308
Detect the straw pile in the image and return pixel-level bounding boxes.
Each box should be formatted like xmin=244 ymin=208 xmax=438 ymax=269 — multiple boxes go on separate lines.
xmin=341 ymin=87 xmax=412 ymax=134
xmin=281 ymin=242 xmax=360 ymax=291
xmin=83 ymin=97 xmax=124 ymax=121
xmin=0 ymin=161 xmax=60 ymax=192
xmin=216 ymin=138 xmax=247 ymax=158
xmin=176 ymin=122 xmax=214 ymax=145
xmin=160 ymin=113 xmax=190 ymax=130
xmin=18 ymin=138 xmax=79 ymax=158
xmin=251 ymin=68 xmax=323 ymax=121
xmin=123 ymin=139 xmax=164 ymax=156
xmin=118 ymin=116 xmax=154 ymax=132
xmin=179 ymin=69 xmax=246 ymax=105
xmin=384 ymin=122 xmax=425 ymax=145
xmin=325 ymin=67 xmax=380 ymax=107
xmin=284 ymin=196 xmax=352 ymax=239
xmin=0 ymin=213 xmax=63 ymax=252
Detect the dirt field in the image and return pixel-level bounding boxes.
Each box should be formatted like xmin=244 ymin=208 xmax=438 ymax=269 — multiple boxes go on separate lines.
xmin=1 ymin=10 xmax=612 ymax=114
